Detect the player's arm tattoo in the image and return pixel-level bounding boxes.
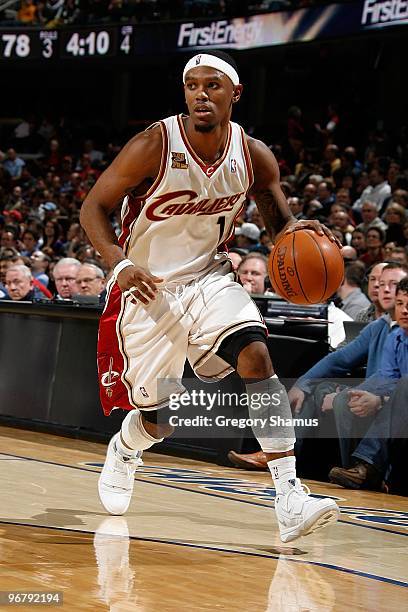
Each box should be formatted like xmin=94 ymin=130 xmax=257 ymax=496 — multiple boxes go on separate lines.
xmin=254 ymin=188 xmax=295 ymax=241
xmin=247 ymin=136 xmax=296 ymax=242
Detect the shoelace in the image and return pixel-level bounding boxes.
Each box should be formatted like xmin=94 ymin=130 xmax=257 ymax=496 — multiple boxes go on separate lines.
xmin=104 ymin=454 xmax=140 ymax=490
xmin=124 ymin=461 xmax=136 ymax=483
xmin=284 ymin=479 xmax=311 ymax=502
xmin=104 ymin=462 xmax=137 ymax=491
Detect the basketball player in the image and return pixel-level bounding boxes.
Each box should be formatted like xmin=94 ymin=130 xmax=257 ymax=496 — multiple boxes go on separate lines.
xmin=80 ymin=51 xmax=340 ymax=542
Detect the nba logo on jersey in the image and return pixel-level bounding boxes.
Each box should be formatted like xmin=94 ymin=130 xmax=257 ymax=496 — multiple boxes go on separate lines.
xmin=171 ymin=152 xmax=188 ymax=169
xmin=230 ymin=158 xmax=237 ymax=173
xmin=195 ymin=55 xmax=202 ymax=65
xmin=139 ymin=386 xmax=149 ymax=398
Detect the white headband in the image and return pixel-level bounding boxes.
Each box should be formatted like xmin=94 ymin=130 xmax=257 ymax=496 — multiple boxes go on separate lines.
xmin=183 ymin=54 xmax=239 ymax=86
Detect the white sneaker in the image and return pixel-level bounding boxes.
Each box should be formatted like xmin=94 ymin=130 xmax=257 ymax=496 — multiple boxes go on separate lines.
xmin=98 ymin=433 xmax=143 ymax=515
xmin=275 ymin=478 xmax=339 ymax=543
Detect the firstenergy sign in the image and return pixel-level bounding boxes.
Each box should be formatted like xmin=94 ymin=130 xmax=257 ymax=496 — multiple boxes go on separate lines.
xmin=362 ymin=0 xmax=408 ymax=26
xmin=177 ymin=20 xmax=262 ymax=49
xmin=174 ymin=2 xmax=407 ymax=52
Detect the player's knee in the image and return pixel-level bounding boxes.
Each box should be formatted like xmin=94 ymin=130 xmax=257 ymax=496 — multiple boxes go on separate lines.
xmin=236 ymin=341 xmax=274 ymax=380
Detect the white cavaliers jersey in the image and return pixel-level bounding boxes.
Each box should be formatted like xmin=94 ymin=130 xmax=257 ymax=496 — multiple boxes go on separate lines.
xmin=119 ymin=114 xmax=253 ymax=284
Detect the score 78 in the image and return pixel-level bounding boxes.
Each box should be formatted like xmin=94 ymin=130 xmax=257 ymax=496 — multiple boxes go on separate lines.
xmin=1 ymin=34 xmax=30 ymax=57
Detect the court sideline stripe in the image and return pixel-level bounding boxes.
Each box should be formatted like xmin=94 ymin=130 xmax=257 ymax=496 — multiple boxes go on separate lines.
xmin=1 ymin=452 xmax=407 ymax=539
xmin=0 ymin=519 xmax=406 ymax=589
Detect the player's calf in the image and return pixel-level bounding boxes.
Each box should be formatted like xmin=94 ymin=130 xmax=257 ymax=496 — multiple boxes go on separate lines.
xmin=142 ymin=407 xmax=175 ymax=439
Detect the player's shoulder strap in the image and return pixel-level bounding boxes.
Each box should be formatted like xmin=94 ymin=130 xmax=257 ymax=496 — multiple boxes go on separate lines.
xmin=145 ymin=121 xmax=161 ymax=132
xmin=145 ymin=115 xmax=177 ymax=132
xmin=231 ymin=122 xmax=254 ymax=189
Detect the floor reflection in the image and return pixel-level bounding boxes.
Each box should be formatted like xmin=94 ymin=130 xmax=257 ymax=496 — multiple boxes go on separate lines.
xmin=93 ymin=517 xmax=135 ymax=611
xmin=266 ymin=556 xmax=336 ymax=611
xmin=92 ymin=516 xmax=337 ymax=612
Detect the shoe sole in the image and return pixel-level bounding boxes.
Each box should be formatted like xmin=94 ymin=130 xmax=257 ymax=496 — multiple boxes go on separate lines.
xmin=301 ymin=508 xmax=340 ymax=537
xmin=280 ymin=505 xmax=340 ymax=543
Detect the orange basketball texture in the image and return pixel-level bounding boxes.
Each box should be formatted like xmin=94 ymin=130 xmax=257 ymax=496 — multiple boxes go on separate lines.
xmin=269 ymin=230 xmax=344 ymax=305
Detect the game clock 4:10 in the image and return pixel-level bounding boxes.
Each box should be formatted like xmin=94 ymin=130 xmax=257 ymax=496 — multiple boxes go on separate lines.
xmin=64 ymin=30 xmax=111 ymax=57
xmin=62 ymin=26 xmax=133 ymax=58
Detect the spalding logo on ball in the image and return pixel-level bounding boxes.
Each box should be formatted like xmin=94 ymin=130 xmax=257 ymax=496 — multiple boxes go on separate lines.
xmin=269 ymin=229 xmax=344 ymax=305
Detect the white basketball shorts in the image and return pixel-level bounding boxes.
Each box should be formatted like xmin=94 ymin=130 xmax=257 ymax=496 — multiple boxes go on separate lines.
xmin=97 ymin=262 xmax=266 ymax=415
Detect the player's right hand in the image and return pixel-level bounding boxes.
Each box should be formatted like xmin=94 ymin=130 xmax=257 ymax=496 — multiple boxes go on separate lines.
xmin=117 ymin=265 xmax=163 ymax=305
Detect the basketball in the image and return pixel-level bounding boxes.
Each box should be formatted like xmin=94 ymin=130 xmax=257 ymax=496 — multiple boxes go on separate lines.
xmin=269 ymin=229 xmax=344 ymax=305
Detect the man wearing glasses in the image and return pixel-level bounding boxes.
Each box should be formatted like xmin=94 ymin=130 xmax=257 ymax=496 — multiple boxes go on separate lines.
xmin=76 ymin=263 xmax=106 ymax=303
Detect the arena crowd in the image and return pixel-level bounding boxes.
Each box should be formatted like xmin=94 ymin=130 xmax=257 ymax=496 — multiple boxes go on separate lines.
xmin=1 ymin=0 xmax=349 ymax=27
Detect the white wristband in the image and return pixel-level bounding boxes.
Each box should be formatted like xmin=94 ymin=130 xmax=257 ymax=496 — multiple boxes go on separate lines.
xmin=113 ymin=259 xmax=134 ymax=281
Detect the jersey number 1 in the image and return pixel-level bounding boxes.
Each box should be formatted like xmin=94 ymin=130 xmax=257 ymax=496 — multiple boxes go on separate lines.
xmin=217 ymin=216 xmax=225 ymax=243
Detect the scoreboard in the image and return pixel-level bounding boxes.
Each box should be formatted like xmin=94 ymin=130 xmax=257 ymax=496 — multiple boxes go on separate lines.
xmin=0 ymin=4 xmax=407 ymax=62
xmin=0 ymin=26 xmax=134 ymax=61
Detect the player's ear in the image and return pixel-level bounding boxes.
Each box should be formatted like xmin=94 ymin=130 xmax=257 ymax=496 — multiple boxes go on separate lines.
xmin=232 ymin=84 xmax=243 ymax=104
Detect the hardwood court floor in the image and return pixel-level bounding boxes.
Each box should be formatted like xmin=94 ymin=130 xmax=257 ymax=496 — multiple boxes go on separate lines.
xmin=0 ymin=426 xmax=407 ymax=611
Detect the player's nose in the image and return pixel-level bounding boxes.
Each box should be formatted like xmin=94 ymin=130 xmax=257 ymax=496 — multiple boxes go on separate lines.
xmin=195 ymin=87 xmax=209 ymax=100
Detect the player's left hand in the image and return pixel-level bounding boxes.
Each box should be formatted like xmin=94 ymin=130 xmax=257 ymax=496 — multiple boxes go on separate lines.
xmin=284 ymin=219 xmax=342 ymax=248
